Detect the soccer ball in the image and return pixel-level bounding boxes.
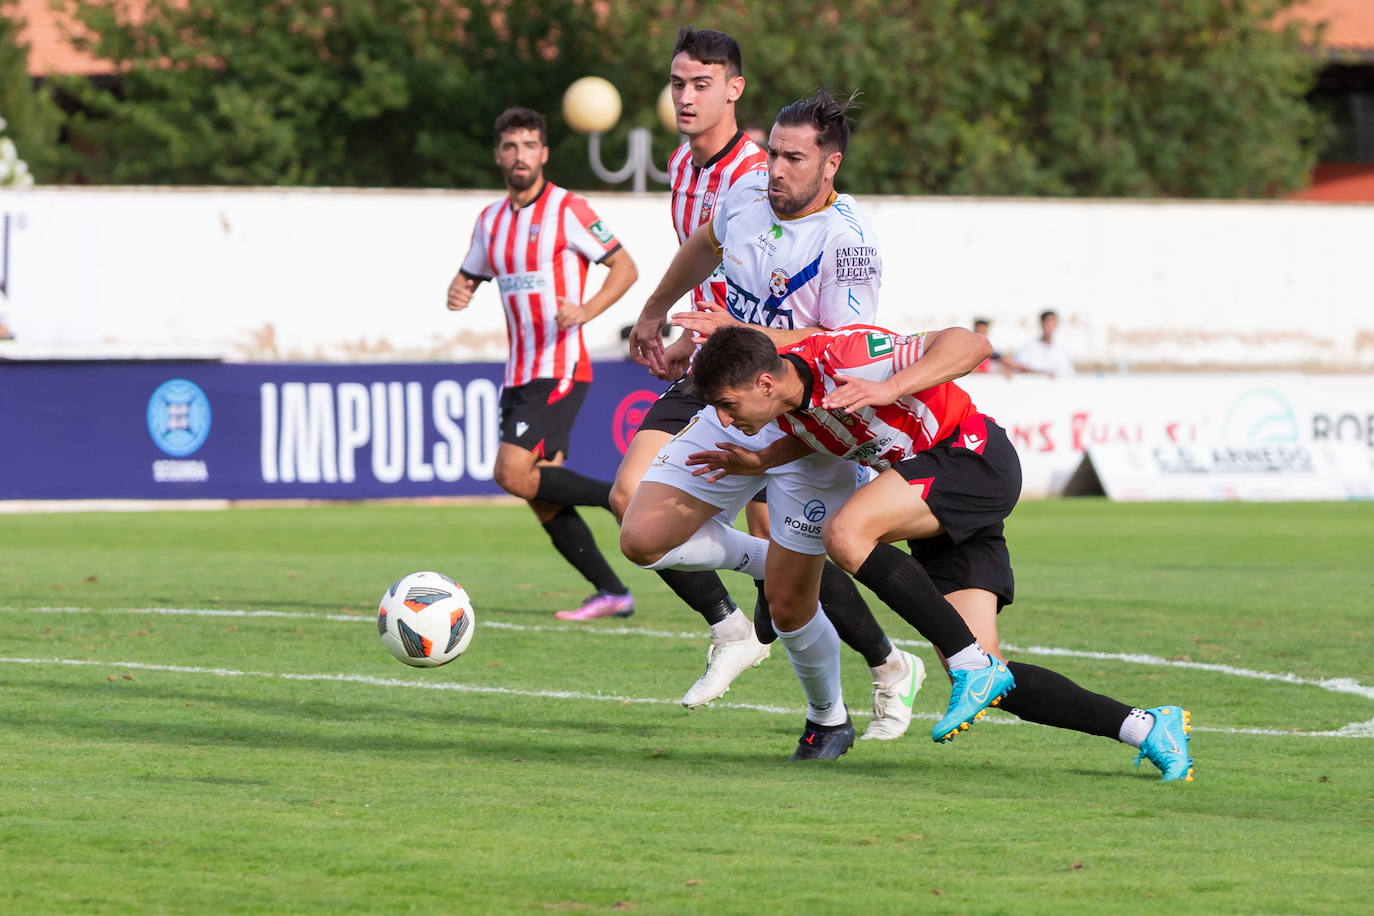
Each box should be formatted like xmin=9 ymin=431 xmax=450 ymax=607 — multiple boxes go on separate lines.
xmin=377 ymin=571 xmax=475 ymax=667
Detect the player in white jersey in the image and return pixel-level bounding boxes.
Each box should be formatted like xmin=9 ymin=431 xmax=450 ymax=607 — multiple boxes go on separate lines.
xmin=620 ymin=88 xmax=922 ymax=744
xmin=448 ymin=107 xmax=641 ymax=621
xmin=687 ymin=324 xmax=1196 ymax=779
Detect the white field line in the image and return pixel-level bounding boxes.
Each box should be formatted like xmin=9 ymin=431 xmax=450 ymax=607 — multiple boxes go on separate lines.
xmin=5 ymin=605 xmax=1373 ymax=739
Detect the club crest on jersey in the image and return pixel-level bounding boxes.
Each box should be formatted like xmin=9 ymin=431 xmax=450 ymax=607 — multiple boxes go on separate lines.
xmin=769 ymin=269 xmax=791 ymax=300
xmin=528 ymin=224 xmax=541 ymax=242
xmin=699 ymin=191 xmax=716 ymax=223
xmin=828 ymin=407 xmax=858 ymax=427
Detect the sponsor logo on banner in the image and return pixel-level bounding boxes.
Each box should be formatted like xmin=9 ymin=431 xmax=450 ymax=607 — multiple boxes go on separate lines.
xmin=148 ymin=378 xmax=211 ymax=483
xmin=612 ymin=390 xmax=659 ymax=455
xmin=257 ymin=378 xmax=500 ymax=485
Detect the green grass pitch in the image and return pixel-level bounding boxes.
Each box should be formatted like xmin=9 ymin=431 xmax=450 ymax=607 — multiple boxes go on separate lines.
xmin=1 ymin=499 xmax=1371 ymax=913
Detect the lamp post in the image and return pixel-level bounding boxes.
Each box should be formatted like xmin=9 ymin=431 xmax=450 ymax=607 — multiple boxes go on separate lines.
xmin=562 ymin=76 xmax=676 ymax=193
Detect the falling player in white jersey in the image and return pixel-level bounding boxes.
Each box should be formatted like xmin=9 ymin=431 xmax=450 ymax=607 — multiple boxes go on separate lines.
xmin=620 ymin=87 xmax=923 ymax=742
xmin=448 ymin=107 xmax=640 ymax=621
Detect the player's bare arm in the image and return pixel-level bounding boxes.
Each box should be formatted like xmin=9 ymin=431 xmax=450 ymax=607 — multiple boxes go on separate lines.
xmin=685 ymin=434 xmax=813 ymax=482
xmin=630 ymin=228 xmax=722 ymax=374
xmin=822 ymin=327 xmax=993 ymax=412
xmin=671 ymin=301 xmax=829 ymax=347
xmin=446 ymin=272 xmax=480 ymax=311
xmin=556 ymin=248 xmax=639 ymax=330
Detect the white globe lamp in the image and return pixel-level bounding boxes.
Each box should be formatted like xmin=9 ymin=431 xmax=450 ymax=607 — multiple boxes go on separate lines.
xmin=563 ymin=77 xmax=622 ymax=135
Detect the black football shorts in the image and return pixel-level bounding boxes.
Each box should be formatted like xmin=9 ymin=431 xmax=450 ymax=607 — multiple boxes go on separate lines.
xmin=893 ymin=415 xmax=1021 ymax=609
xmin=498 ymin=378 xmax=591 ymax=460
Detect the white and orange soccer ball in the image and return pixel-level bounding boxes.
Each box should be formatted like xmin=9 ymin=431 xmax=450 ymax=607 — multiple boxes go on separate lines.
xmin=377 ymin=571 xmax=475 ymax=667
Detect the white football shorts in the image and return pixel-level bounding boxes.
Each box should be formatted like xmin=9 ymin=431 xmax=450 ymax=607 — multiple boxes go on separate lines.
xmin=640 ymin=406 xmax=864 ymax=555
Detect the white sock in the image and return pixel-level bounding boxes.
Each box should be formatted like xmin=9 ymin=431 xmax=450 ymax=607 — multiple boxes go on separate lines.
xmin=946 ymin=642 xmax=989 ymax=672
xmin=869 ymin=645 xmax=905 ymax=678
xmin=709 ymin=607 xmax=752 ymax=642
xmin=775 ymin=609 xmax=846 ymax=727
xmin=640 ymin=517 xmax=768 ymax=579
xmin=1118 ymin=708 xmax=1155 ymax=747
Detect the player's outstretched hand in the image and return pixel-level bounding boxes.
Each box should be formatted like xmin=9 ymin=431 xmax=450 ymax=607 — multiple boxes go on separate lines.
xmin=671 ymin=301 xmax=740 ymax=343
xmin=629 ymin=313 xmax=668 ymax=374
xmin=686 ymin=442 xmax=767 ymax=482
xmin=447 ymin=273 xmax=477 ymax=312
xmin=555 ymin=299 xmax=587 ymax=329
xmin=654 ymin=334 xmax=695 ymax=381
xmin=821 ymin=374 xmax=899 ymax=412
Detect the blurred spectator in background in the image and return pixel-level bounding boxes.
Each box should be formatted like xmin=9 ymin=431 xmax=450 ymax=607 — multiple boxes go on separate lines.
xmin=1004 ymin=309 xmax=1075 ymax=377
xmin=971 ymin=316 xmax=1002 ymax=373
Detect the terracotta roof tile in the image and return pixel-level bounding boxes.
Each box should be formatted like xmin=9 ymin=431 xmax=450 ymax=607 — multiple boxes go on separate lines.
xmin=1279 ymin=0 xmax=1374 ymax=53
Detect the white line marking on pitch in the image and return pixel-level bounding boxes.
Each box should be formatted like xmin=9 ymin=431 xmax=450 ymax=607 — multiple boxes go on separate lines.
xmin=6 ymin=605 xmax=1372 ymax=738
xmin=2 ymin=655 xmax=1370 ymax=739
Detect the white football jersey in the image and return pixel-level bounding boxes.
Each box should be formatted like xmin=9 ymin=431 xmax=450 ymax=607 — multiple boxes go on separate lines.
xmin=707 ymin=171 xmax=881 ymax=331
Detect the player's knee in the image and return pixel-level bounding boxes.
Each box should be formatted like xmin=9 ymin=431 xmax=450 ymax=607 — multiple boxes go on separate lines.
xmin=493 ymin=460 xmax=538 ymax=500
xmin=765 ymin=583 xmax=813 ymax=632
xmin=821 ymin=515 xmax=865 ymax=573
xmin=619 ymin=524 xmax=667 ymax=568
xmin=608 ymin=478 xmax=634 ymax=522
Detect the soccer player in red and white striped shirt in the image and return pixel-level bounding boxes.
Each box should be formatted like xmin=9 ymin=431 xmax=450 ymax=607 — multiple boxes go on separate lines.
xmin=603 ymin=30 xmax=772 ymax=649
xmin=688 ymin=325 xmax=1196 ymax=779
xmin=447 ymin=107 xmax=640 ymax=621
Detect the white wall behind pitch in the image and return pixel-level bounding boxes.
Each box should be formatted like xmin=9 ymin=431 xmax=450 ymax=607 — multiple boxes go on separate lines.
xmin=0 ymin=186 xmax=1370 ymax=368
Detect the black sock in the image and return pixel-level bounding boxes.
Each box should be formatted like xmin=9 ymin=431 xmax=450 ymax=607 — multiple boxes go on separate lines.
xmin=535 ymin=466 xmax=612 ymax=510
xmin=1000 ymin=662 xmax=1134 ymax=739
xmin=819 ymin=560 xmax=892 ymax=668
xmin=853 ymin=542 xmax=977 ymax=659
xmin=752 ymin=579 xmax=777 ymax=644
xmin=541 ymin=506 xmax=625 ymax=594
xmin=655 ymin=568 xmax=735 ymax=626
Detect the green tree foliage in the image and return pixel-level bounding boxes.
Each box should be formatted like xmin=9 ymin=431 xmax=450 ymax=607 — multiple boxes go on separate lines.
xmin=53 ymin=0 xmax=609 ymax=187
xmin=55 ymin=0 xmax=1321 ymax=197
xmin=0 ymin=2 xmax=62 ymax=181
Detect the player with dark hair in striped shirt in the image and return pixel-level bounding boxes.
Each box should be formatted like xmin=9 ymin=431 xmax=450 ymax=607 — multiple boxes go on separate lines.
xmin=447 ymin=106 xmax=640 ymax=621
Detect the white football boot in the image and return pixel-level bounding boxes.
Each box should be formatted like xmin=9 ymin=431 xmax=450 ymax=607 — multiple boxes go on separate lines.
xmin=681 ymin=612 xmax=772 ymax=708
xmin=860 ymin=647 xmax=925 ymax=740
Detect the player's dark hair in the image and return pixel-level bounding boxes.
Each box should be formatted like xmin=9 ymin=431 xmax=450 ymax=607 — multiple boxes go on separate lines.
xmin=672 ymin=26 xmax=743 ymax=79
xmin=493 ymin=107 xmax=547 ymax=147
xmin=774 ymin=86 xmax=861 ymax=154
xmin=1040 ymin=309 xmax=1058 ymax=323
xmin=692 ymin=326 xmax=783 ymax=403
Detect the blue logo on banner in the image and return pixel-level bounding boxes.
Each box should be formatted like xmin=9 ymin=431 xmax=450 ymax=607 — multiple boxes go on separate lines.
xmin=147 ymin=379 xmax=212 ymax=457
xmin=803 ymin=499 xmax=827 ymax=522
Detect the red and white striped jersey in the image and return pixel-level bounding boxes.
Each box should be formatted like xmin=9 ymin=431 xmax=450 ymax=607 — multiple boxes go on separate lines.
xmin=666 ymin=130 xmax=767 ymax=308
xmin=777 ymin=326 xmax=984 ymax=470
xmin=460 ymin=181 xmax=621 ymax=387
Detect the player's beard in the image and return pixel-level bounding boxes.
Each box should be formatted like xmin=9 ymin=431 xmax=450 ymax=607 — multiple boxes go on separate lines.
xmin=504 ymin=165 xmax=539 ymax=192
xmin=769 ymin=167 xmax=826 ymax=217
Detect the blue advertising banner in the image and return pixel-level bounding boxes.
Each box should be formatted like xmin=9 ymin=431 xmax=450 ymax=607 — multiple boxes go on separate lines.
xmin=0 ymin=361 xmax=669 ymax=501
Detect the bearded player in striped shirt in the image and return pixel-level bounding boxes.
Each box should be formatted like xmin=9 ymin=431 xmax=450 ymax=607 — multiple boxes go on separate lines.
xmin=685 ymin=325 xmax=1195 ymax=778
xmin=447 ymin=107 xmax=640 ymax=621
